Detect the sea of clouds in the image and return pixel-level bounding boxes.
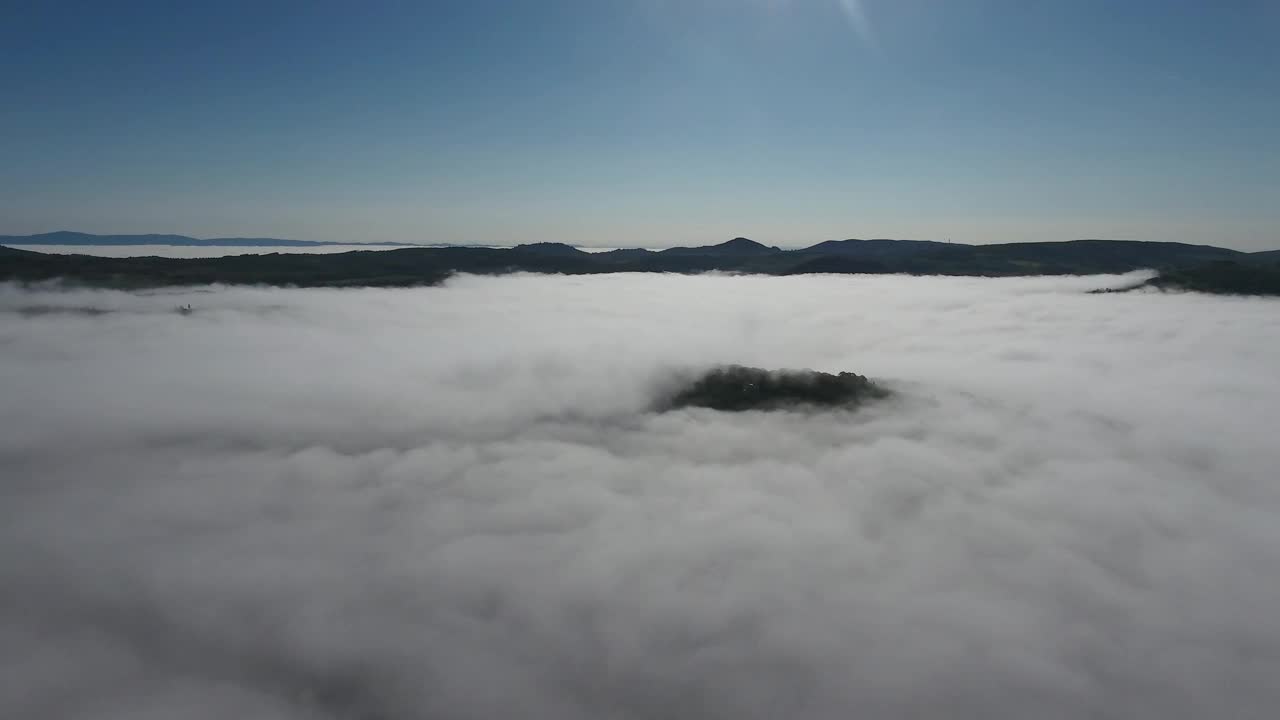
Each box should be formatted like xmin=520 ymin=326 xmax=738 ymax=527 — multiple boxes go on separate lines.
xmin=2 ymin=272 xmax=1279 ymax=719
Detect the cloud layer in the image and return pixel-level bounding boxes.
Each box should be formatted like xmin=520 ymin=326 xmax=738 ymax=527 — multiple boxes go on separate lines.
xmin=2 ymin=273 xmax=1279 ymax=719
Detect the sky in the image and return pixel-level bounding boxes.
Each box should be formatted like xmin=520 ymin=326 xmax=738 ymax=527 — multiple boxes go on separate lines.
xmin=4 ymin=273 xmax=1280 ymax=717
xmin=2 ymin=0 xmax=1279 ymax=249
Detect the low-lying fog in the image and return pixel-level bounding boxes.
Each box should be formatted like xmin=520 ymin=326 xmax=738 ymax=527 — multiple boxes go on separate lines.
xmin=2 ymin=272 xmax=1278 ymax=719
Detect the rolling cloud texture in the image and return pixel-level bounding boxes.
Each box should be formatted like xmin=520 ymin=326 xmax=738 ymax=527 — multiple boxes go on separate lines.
xmin=2 ymin=273 xmax=1279 ymax=719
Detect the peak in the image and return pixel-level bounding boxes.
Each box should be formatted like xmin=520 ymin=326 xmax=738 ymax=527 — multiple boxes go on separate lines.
xmin=711 ymin=237 xmax=780 ymax=254
xmin=512 ymin=242 xmax=586 ymax=256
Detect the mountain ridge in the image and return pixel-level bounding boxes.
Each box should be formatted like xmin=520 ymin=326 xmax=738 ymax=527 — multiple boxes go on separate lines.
xmin=0 ymin=231 xmax=415 ymax=248
xmin=4 ymin=233 xmax=1278 ymax=292
xmin=1 ymin=231 xmax=1269 ymax=257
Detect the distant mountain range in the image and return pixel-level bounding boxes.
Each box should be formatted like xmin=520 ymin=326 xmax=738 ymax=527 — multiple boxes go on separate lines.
xmin=0 ymin=231 xmax=418 ymax=248
xmin=3 ymin=232 xmax=1279 ymax=294
xmin=4 ymin=230 xmax=1272 ymax=260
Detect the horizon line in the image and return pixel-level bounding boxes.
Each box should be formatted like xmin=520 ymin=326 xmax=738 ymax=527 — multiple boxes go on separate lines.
xmin=3 ymin=229 xmax=1272 ymax=253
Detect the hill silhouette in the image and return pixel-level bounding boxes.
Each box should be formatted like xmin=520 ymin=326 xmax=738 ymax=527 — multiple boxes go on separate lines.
xmin=659 ymin=237 xmax=780 ymax=257
xmin=2 ymin=232 xmax=1278 ymax=293
xmin=0 ymin=231 xmax=410 ymax=248
xmin=1140 ymin=260 xmax=1280 ymax=295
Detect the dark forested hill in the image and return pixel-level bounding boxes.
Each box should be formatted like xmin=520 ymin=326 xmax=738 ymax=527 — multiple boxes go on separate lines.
xmin=2 ymin=235 xmax=1276 ymax=292
xmin=1140 ymin=260 xmax=1280 ymax=295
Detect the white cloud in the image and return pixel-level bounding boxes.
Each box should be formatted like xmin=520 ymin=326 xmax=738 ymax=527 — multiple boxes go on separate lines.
xmin=2 ymin=272 xmax=1279 ymax=719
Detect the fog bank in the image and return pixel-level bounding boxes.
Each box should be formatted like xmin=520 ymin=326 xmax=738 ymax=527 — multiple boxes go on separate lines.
xmin=2 ymin=272 xmax=1279 ymax=719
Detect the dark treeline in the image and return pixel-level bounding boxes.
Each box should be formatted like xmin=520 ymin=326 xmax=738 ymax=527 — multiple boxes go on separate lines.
xmin=661 ymin=366 xmax=890 ymax=412
xmin=3 ymin=236 xmax=1279 ymax=294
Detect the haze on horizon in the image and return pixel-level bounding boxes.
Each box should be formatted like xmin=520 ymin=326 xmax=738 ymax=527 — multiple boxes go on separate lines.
xmin=3 ymin=0 xmax=1279 ymax=250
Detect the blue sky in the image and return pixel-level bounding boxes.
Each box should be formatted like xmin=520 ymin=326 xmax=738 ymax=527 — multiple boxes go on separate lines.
xmin=3 ymin=0 xmax=1278 ymax=248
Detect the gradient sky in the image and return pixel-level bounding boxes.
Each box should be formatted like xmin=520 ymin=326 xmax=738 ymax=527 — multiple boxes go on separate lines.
xmin=3 ymin=0 xmax=1278 ymax=249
